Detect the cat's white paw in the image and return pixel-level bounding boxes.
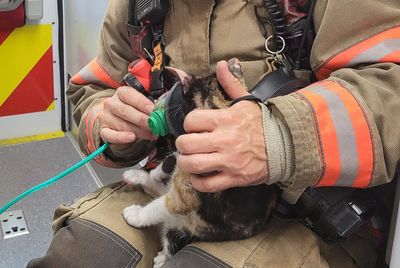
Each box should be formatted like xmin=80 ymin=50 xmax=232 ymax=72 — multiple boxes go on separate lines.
xmin=123 ymin=204 xmax=145 ymax=227
xmin=153 ymin=251 xmax=168 ymax=268
xmin=123 ymin=169 xmax=149 ymax=186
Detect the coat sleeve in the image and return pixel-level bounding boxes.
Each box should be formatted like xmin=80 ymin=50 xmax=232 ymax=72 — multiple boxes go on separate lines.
xmin=267 ymin=0 xmax=400 ymax=203
xmin=66 ymin=0 xmax=154 ymax=168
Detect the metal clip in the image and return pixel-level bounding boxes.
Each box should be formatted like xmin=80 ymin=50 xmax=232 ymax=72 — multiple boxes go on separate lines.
xmin=275 ymin=53 xmax=294 ymax=72
xmin=265 ymin=35 xmax=286 ymax=55
xmin=265 ymin=35 xmax=293 ymax=72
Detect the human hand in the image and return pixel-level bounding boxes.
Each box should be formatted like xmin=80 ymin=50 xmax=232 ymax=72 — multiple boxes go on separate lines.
xmin=175 ymin=61 xmax=268 ymax=192
xmin=95 ymin=86 xmax=156 ymax=150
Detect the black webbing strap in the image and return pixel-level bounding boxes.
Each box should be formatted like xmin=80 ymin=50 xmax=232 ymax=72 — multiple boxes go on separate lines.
xmin=128 ymin=0 xmax=140 ymax=26
xmin=230 ymin=95 xmax=262 ymax=107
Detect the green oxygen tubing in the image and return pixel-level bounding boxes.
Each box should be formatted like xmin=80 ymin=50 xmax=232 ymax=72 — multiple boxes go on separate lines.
xmin=0 ymin=142 xmax=110 ymax=215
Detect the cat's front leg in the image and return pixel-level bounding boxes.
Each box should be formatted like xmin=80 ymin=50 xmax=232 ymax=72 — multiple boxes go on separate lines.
xmin=123 ymin=168 xmax=168 ymax=197
xmin=123 ymin=169 xmax=150 ymax=186
xmin=153 ymin=249 xmax=169 ymax=268
xmin=123 ymin=196 xmax=171 ymax=228
xmin=123 ymin=155 xmax=176 ymax=197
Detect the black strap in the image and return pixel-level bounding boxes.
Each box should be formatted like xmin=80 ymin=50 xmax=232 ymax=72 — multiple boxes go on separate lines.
xmin=250 ymin=66 xmax=309 ymax=102
xmin=128 ymin=0 xmax=140 ymax=26
xmin=294 ymin=0 xmax=316 ymax=69
xmin=230 ymin=95 xmax=262 ymax=106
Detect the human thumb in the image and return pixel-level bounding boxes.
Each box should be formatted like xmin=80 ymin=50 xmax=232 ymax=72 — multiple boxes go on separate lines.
xmin=216 ymin=60 xmax=250 ymax=100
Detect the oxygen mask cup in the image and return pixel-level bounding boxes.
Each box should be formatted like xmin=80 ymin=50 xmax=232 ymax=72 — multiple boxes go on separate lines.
xmin=148 ymin=93 xmax=169 ymax=136
xmin=148 ymin=81 xmax=188 ymax=137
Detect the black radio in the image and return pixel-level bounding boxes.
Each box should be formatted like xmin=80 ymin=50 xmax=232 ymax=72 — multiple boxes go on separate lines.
xmin=275 ymin=187 xmax=377 ymax=243
xmin=135 ymin=0 xmax=170 ymax=24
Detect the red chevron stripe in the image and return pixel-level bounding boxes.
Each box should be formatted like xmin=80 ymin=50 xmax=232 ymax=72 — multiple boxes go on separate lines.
xmin=0 ymin=29 xmax=13 ymax=45
xmin=0 ymin=47 xmax=54 ymax=116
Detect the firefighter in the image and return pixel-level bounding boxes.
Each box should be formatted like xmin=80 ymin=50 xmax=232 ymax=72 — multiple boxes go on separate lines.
xmin=28 ymin=0 xmax=400 ymax=267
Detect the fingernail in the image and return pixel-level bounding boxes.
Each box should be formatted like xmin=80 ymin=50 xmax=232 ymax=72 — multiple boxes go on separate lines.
xmin=145 ymin=104 xmax=154 ymax=114
xmin=127 ymin=133 xmax=136 ymax=141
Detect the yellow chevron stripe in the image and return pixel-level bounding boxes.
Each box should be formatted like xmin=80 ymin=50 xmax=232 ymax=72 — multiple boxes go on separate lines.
xmin=46 ymin=100 xmax=55 ymax=111
xmin=0 ymin=24 xmax=52 ymax=106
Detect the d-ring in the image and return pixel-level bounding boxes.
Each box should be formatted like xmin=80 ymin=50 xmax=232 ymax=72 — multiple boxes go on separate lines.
xmin=265 ymin=35 xmax=285 ymax=55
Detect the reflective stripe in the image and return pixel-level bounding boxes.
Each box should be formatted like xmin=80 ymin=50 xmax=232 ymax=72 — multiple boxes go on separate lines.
xmin=316 ymin=26 xmax=400 ymax=79
xmin=0 ymin=24 xmax=53 ymax=109
xmin=380 ymin=50 xmax=400 ymax=62
xmin=85 ymin=106 xmax=96 ymax=154
xmin=300 ymin=90 xmax=341 ymax=186
xmin=71 ymin=58 xmax=122 ymax=89
xmin=349 ymin=39 xmax=400 ymax=66
xmin=70 ymin=73 xmax=86 ymax=85
xmin=313 ymin=86 xmax=359 ymax=186
xmin=73 ymin=64 xmax=96 ymax=85
xmin=84 ymin=103 xmax=120 ymax=168
xmin=299 ymin=81 xmax=373 ymax=187
xmin=0 ymin=47 xmax=54 ymax=116
xmin=326 ymin=83 xmax=374 ymax=188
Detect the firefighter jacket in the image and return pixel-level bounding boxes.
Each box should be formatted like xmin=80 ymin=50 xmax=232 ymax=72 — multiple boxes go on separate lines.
xmin=67 ymin=0 xmax=400 ymax=202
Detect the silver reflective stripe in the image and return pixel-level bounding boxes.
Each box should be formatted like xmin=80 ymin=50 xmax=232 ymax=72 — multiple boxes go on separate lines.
xmin=349 ymin=38 xmax=400 ymax=66
xmin=78 ymin=62 xmax=102 ymax=86
xmin=310 ymin=85 xmax=359 ymax=186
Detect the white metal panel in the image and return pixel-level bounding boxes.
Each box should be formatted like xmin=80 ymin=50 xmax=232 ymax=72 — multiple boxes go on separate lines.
xmin=63 ymin=0 xmax=109 ymax=76
xmin=0 ymin=0 xmax=62 ymax=140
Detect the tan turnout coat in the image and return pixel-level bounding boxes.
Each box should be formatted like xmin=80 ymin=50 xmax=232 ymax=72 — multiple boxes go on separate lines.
xmin=67 ymin=0 xmax=400 ymax=202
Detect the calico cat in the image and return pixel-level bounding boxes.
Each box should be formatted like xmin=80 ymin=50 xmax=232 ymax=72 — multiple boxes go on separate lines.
xmin=123 ymin=59 xmax=279 ymax=268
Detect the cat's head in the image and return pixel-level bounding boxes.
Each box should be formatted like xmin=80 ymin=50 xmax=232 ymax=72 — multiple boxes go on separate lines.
xmin=160 ymin=59 xmax=244 ymax=136
xmin=163 ymin=67 xmax=232 ymax=115
xmin=160 ymin=67 xmax=230 ymax=136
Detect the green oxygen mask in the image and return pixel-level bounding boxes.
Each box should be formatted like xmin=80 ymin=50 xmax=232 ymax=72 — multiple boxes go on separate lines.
xmin=148 ymin=81 xmax=189 ymax=137
xmin=148 ymin=109 xmax=169 ymax=136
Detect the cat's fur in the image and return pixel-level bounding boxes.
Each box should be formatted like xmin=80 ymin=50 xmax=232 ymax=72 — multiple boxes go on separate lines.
xmin=123 ymin=59 xmax=279 ymax=268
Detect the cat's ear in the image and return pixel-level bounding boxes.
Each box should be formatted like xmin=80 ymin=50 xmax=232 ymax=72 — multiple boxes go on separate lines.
xmin=164 ymin=67 xmax=195 ymax=93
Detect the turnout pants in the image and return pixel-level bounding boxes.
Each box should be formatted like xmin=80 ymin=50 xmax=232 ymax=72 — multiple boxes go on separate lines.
xmin=27 ymin=182 xmax=374 ymax=268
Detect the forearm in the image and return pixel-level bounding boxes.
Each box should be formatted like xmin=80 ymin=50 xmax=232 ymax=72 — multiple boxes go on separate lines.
xmin=259 ymin=0 xmax=400 ymax=202
xmin=263 ymin=62 xmax=400 ymax=202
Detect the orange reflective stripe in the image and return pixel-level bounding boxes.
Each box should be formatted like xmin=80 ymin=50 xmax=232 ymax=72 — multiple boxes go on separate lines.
xmin=70 ymin=58 xmax=122 ymax=89
xmin=324 ymin=82 xmax=373 ymax=188
xmin=85 ymin=106 xmax=96 ymax=154
xmin=88 ymin=59 xmax=121 ymax=89
xmin=299 ymin=81 xmax=374 ymax=187
xmin=70 ymin=73 xmax=87 ymax=85
xmin=299 ymin=89 xmax=341 ymax=186
xmin=380 ymin=50 xmax=400 ymax=62
xmin=316 ymin=26 xmax=400 ymax=79
xmin=84 ymin=102 xmax=121 ymax=168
